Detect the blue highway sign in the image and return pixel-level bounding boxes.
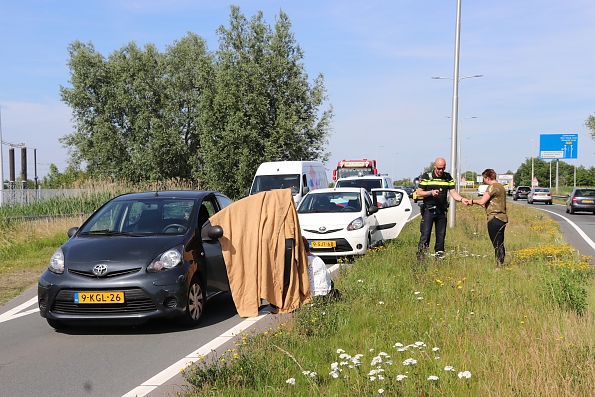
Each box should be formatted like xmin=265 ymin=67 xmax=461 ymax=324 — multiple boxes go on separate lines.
xmin=539 ymin=134 xmax=578 ymax=159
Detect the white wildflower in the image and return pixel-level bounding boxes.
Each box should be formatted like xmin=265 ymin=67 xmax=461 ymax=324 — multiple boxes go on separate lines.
xmin=428 ymin=375 xmax=439 ymax=381
xmin=336 ymin=349 xmax=345 ymax=354
xmin=378 ymin=389 xmax=384 ymax=394
xmin=458 ymin=371 xmax=472 ymax=379
xmin=432 ymin=347 xmax=440 ymax=352
xmin=403 ymin=358 xmax=418 ymax=366
xmin=396 ymin=374 xmax=408 ymax=381
xmin=444 ymin=366 xmax=455 ymax=372
xmin=414 ymin=291 xmax=420 ymax=295
xmin=286 ymin=378 xmax=296 ymax=385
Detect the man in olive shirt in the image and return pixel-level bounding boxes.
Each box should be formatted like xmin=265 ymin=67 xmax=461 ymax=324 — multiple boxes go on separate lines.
xmin=416 ymin=157 xmax=468 ymax=260
xmin=467 ymin=168 xmax=508 ymax=265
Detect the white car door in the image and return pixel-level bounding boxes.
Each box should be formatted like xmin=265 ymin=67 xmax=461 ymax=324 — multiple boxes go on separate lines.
xmin=370 ymin=188 xmax=412 ymax=241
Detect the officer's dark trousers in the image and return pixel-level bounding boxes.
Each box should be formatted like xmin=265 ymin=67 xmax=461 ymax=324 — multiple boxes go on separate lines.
xmin=418 ymin=207 xmax=447 ymax=254
xmin=487 ymin=218 xmax=507 ymax=265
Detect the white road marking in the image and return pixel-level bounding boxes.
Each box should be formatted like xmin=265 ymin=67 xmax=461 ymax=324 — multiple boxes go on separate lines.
xmin=121 ymin=312 xmax=269 ymax=397
xmin=0 ymin=297 xmax=39 ymax=324
xmin=538 ymin=208 xmax=595 ymax=250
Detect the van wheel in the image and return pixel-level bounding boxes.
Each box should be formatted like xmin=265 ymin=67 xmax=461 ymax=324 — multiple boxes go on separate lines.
xmin=178 ymin=276 xmax=206 ymax=327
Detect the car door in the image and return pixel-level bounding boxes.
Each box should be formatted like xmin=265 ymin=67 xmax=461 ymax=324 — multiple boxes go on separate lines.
xmin=201 ymin=195 xmax=230 ymax=292
xmin=370 ymin=188 xmax=412 ymax=241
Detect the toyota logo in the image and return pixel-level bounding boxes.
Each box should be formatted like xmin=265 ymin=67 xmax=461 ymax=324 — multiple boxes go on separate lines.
xmin=93 ymin=264 xmax=108 ymax=276
xmin=318 ymin=226 xmax=327 ymax=232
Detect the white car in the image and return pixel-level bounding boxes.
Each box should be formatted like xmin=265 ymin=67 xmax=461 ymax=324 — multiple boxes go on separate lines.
xmin=297 ymin=187 xmax=412 ymax=258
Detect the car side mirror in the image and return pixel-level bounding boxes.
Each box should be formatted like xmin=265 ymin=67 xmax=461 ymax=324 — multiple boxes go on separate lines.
xmin=207 ymin=225 xmax=224 ymax=240
xmin=302 ymin=186 xmax=310 ymax=195
xmin=368 ymin=205 xmax=379 ymax=215
xmin=67 ymin=227 xmax=79 ymax=238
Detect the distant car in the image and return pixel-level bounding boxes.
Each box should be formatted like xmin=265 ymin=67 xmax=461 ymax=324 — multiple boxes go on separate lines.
xmin=566 ymin=188 xmax=595 ymax=214
xmin=513 ymin=186 xmax=531 ymax=201
xmin=478 ymin=184 xmax=488 ymax=196
xmin=297 ymin=187 xmax=411 ymax=258
xmin=38 ymin=190 xmax=234 ymax=329
xmin=527 ymin=187 xmax=552 ymax=205
xmin=396 ymin=186 xmax=415 ymax=198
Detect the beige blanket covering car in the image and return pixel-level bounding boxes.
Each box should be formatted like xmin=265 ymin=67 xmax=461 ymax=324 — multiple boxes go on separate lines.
xmin=209 ymin=189 xmax=310 ymax=317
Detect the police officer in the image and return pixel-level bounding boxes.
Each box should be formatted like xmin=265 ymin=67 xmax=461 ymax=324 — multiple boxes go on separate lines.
xmin=416 ymin=157 xmax=468 ymax=260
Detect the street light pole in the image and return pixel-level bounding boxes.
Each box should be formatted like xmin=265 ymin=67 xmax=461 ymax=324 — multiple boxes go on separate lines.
xmin=446 ymin=116 xmax=476 ymax=192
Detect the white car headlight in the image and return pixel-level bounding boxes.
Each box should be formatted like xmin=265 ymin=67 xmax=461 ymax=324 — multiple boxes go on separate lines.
xmin=347 ymin=217 xmax=364 ymax=231
xmin=147 ymin=247 xmax=183 ymax=273
xmin=49 ymin=248 xmax=65 ymax=274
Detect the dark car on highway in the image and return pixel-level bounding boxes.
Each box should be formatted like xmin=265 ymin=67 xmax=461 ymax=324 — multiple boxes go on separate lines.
xmin=566 ymin=188 xmax=595 ymax=214
xmin=513 ymin=186 xmax=531 ymax=201
xmin=38 ymin=190 xmax=233 ymax=329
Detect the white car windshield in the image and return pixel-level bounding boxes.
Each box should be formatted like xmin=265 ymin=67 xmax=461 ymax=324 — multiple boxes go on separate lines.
xmin=335 ymin=178 xmax=382 ymax=192
xmin=298 ymin=192 xmax=362 ymax=213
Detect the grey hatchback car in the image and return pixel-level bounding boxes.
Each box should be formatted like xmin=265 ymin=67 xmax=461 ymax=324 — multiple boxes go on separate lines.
xmin=513 ymin=186 xmax=531 ymax=200
xmin=566 ymin=188 xmax=595 ymax=214
xmin=38 ymin=190 xmax=233 ymax=329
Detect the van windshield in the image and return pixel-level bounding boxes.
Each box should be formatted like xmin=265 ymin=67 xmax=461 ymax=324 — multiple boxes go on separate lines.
xmin=250 ymin=174 xmax=300 ymax=195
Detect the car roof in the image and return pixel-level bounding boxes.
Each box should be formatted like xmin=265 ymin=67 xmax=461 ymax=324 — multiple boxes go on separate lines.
xmin=336 ymin=175 xmax=389 ymax=180
xmin=111 ymin=190 xmax=217 ymax=201
xmin=308 ymin=187 xmax=365 ymax=194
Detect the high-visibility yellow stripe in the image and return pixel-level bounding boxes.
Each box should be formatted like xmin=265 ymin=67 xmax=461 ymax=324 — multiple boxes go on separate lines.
xmin=419 ymin=180 xmax=453 ymax=187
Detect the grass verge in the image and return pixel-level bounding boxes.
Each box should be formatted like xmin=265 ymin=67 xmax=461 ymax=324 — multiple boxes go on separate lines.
xmin=180 ymin=203 xmax=595 ymax=397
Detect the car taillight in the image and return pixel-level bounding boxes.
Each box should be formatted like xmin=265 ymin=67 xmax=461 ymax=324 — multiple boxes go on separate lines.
xmin=547 ymin=193 xmax=551 ymax=197
xmin=572 ymin=197 xmax=577 ymax=202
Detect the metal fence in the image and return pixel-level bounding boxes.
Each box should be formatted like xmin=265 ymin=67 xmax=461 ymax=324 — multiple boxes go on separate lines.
xmin=0 ymin=188 xmax=85 ymax=206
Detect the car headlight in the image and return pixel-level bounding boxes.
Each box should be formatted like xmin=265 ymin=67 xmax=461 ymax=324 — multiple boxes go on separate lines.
xmin=147 ymin=247 xmax=183 ymax=273
xmin=347 ymin=217 xmax=364 ymax=231
xmin=49 ymin=248 xmax=65 ymax=274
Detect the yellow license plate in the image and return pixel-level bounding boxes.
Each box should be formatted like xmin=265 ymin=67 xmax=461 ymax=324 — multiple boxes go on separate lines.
xmin=584 ymin=200 xmax=594 ymax=203
xmin=311 ymin=241 xmax=336 ymax=248
xmin=74 ymin=291 xmax=125 ymax=304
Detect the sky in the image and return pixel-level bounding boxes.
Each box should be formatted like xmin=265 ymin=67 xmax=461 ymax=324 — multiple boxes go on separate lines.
xmin=1 ymin=0 xmax=594 ymax=183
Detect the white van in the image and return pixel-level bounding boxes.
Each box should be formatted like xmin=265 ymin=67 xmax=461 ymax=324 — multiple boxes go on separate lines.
xmin=248 ymin=161 xmax=329 ymax=205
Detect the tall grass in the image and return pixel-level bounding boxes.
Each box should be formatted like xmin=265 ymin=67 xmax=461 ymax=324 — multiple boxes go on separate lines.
xmin=181 ymin=203 xmax=595 ymax=396
xmin=0 ymin=178 xmax=200 ymax=226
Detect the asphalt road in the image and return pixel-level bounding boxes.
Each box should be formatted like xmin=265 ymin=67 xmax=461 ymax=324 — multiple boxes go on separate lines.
xmin=2 ymin=198 xmax=594 ymax=397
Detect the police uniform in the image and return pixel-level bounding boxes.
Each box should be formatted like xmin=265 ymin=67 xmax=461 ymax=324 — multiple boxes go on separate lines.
xmin=417 ymin=169 xmax=455 ymax=257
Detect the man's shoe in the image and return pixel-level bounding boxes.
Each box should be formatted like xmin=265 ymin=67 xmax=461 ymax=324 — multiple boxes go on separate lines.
xmin=434 ymin=251 xmax=445 ymax=259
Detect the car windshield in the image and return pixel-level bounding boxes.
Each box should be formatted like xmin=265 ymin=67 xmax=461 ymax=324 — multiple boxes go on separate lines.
xmin=79 ymin=199 xmax=195 ymax=235
xmin=533 ymin=188 xmax=549 ymax=193
xmin=250 ymin=174 xmax=300 ymax=195
xmin=335 ymin=178 xmax=382 ymax=192
xmin=576 ymin=189 xmax=595 ymax=196
xmin=298 ymin=192 xmax=362 ymax=213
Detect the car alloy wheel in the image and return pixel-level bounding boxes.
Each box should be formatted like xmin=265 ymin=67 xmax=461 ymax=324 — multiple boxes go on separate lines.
xmin=178 ymin=276 xmax=206 ymax=326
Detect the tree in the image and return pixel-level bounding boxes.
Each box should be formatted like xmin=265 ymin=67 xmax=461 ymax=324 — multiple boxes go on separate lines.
xmin=586 ymin=113 xmax=595 ymax=140
xmin=60 ymin=34 xmax=212 ymax=182
xmin=198 ymin=6 xmax=333 ymax=198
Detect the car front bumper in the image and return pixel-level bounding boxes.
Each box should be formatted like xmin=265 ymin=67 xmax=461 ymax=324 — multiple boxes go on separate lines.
xmin=301 ymin=228 xmax=369 ymax=257
xmin=38 ymin=265 xmax=192 ymax=324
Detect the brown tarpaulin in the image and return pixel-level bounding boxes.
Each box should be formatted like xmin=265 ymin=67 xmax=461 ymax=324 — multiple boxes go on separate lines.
xmin=209 ymin=189 xmax=310 ymax=317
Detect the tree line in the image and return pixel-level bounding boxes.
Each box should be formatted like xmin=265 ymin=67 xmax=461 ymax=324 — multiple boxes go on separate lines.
xmin=58 ymin=6 xmax=333 ymax=199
